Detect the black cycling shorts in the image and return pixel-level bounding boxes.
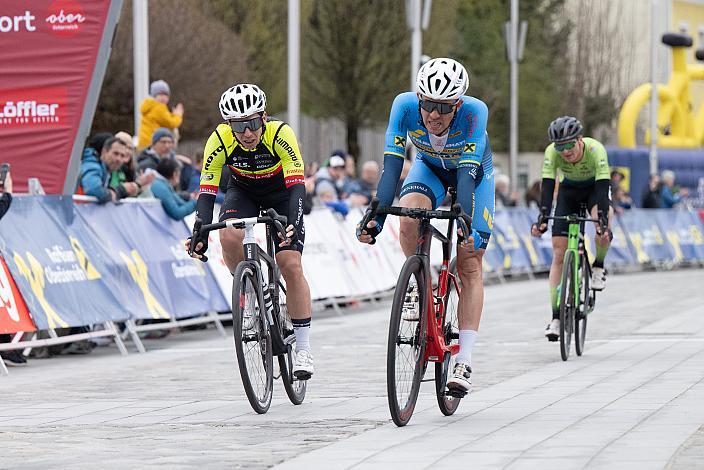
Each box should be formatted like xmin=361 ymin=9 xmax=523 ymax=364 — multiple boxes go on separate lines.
xmin=219 ymin=184 xmax=304 ymax=253
xmin=552 ymin=183 xmax=608 ymax=237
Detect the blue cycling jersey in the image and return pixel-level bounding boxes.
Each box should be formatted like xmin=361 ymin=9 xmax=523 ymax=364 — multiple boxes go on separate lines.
xmin=374 ymin=92 xmax=493 ymax=249
xmin=382 ymin=92 xmax=489 ymax=171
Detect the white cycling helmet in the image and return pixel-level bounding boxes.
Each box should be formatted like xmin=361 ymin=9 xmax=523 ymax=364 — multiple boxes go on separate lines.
xmin=219 ymin=84 xmax=267 ymax=120
xmin=416 ymin=58 xmax=469 ymax=100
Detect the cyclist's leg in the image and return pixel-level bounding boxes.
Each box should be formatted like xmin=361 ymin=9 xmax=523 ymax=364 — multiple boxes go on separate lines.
xmin=398 ymin=158 xmax=446 ymax=257
xmin=269 ymin=194 xmax=314 ymax=376
xmin=454 ymin=163 xmax=493 ymax=364
xmin=588 ymin=188 xmax=614 ymax=270
xmin=219 ymin=184 xmax=259 ymax=273
xmin=548 ymin=185 xmax=582 ymax=330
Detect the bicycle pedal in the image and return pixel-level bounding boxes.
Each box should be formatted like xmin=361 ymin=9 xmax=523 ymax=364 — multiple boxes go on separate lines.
xmin=293 ymin=371 xmax=312 ymax=381
xmin=446 ymin=388 xmax=467 ymax=398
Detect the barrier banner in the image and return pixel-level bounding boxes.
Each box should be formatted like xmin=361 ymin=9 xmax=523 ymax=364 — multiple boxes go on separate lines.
xmin=76 ymin=201 xmax=229 ymax=320
xmin=653 ymin=209 xmax=704 ymax=262
xmin=507 ymin=208 xmax=548 ymax=268
xmin=0 ymin=256 xmax=35 ymax=334
xmin=493 ymin=210 xmax=532 ymax=271
xmin=580 ymin=216 xmax=638 ymax=267
xmin=522 ymin=207 xmax=553 ymax=269
xmin=618 ymin=209 xmax=674 ymax=263
xmin=0 ymin=196 xmax=128 ymax=329
xmin=0 ymin=0 xmax=113 ymax=193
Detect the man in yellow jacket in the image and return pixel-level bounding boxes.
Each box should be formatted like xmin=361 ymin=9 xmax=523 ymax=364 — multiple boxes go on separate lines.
xmin=137 ymin=80 xmax=184 ymax=150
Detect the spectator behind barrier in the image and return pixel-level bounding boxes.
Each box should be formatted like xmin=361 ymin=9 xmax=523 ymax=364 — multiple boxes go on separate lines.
xmin=138 ymin=127 xmax=194 ymax=197
xmin=314 ymin=154 xmax=349 ymax=216
xmin=348 ymin=161 xmax=379 ymax=206
xmin=151 ymin=158 xmax=196 ymax=220
xmin=525 ymin=180 xmax=541 ymax=209
xmin=137 ymin=79 xmax=184 ymax=151
xmin=114 ymin=131 xmax=155 ymax=196
xmin=78 ymin=137 xmax=137 ymax=203
xmin=613 ymin=186 xmax=633 ymax=214
xmin=641 ymin=174 xmax=662 ymax=208
xmin=661 ymin=170 xmax=689 ymax=208
xmin=0 ymin=169 xmax=24 ymax=367
xmin=495 ymin=173 xmax=519 ymax=208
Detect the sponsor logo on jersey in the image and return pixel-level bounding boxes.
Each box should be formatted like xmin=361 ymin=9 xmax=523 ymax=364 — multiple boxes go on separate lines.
xmin=463 ymin=143 xmax=476 ymax=153
xmin=449 ymin=130 xmax=462 ymax=138
xmin=394 ymin=136 xmax=406 ymax=147
xmin=409 ymin=129 xmax=426 ymax=138
xmin=201 ymin=173 xmax=214 ymax=181
xmin=275 ymin=135 xmax=298 ymax=162
xmin=204 ymin=145 xmax=224 ymax=170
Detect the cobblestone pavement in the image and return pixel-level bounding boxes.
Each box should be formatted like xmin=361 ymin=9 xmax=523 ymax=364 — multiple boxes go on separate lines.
xmin=0 ymin=269 xmax=702 ymax=469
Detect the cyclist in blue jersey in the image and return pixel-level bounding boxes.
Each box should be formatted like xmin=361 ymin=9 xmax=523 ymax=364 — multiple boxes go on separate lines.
xmin=356 ymin=58 xmax=495 ymax=394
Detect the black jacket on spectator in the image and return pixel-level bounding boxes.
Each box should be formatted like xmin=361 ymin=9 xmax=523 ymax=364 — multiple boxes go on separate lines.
xmin=0 ymin=193 xmax=11 ymax=219
xmin=641 ymin=185 xmax=662 ymax=208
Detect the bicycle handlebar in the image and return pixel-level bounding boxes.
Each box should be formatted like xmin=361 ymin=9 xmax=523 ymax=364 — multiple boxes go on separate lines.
xmin=188 ymin=209 xmax=289 ymax=262
xmin=361 ymin=197 xmax=473 ymax=244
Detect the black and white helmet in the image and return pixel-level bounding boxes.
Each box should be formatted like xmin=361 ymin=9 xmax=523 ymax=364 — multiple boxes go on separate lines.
xmin=219 ymin=84 xmax=267 ymax=120
xmin=416 ymin=58 xmax=469 ymax=100
xmin=548 ymin=116 xmax=583 ymax=142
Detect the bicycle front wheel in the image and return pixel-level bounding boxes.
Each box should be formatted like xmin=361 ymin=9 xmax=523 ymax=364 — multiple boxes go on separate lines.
xmin=387 ymin=256 xmax=428 ymax=427
xmin=436 ymin=258 xmax=462 ymax=416
xmin=275 ymin=280 xmax=307 ymax=405
xmin=232 ymin=262 xmax=273 ymax=414
xmin=559 ymin=251 xmax=576 ymax=361
xmin=575 ymin=255 xmax=589 ymax=356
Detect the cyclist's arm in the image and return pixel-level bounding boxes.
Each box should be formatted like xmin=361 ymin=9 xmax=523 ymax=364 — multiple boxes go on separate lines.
xmin=456 ymin=99 xmax=489 ymax=220
xmin=539 ymin=146 xmax=558 ymax=216
xmin=195 ymin=125 xmax=228 ymax=224
xmin=592 ymin=140 xmax=611 ymax=219
xmin=375 ymin=94 xmax=412 ymax=227
xmin=273 ymin=123 xmax=306 ymax=242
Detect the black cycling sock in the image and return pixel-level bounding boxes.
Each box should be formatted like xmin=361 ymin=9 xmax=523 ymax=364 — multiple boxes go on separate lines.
xmin=552 ymin=308 xmax=560 ymax=320
xmin=592 ymin=259 xmax=604 ymax=269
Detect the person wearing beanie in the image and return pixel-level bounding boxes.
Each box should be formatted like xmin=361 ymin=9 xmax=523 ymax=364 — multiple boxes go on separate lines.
xmin=137 ymin=127 xmax=175 ymax=172
xmin=137 ymin=79 xmax=184 ymax=150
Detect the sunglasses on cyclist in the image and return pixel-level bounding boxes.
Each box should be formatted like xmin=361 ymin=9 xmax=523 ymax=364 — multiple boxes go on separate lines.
xmin=554 ymin=140 xmax=577 ymax=152
xmin=228 ymin=115 xmax=264 ymax=133
xmin=419 ymin=99 xmax=458 ymax=115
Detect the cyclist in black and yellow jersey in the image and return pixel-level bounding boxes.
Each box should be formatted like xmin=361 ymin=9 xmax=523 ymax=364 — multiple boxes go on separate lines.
xmin=186 ymin=84 xmax=314 ymax=378
xmin=530 ymin=116 xmax=613 ymax=341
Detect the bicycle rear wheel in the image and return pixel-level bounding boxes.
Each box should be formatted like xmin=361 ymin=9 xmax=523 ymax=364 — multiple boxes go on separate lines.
xmin=559 ymin=251 xmax=575 ymax=361
xmin=575 ymin=255 xmax=589 ymax=356
xmin=387 ymin=256 xmax=428 ymax=427
xmin=436 ymin=258 xmax=462 ymax=416
xmin=232 ymin=262 xmax=273 ymax=414
xmin=276 ymin=280 xmax=307 ymax=405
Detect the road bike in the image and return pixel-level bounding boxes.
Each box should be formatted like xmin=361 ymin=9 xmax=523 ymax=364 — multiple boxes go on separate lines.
xmin=542 ymin=205 xmax=601 ymax=361
xmin=190 ymin=209 xmax=306 ymax=413
xmin=360 ymin=193 xmax=472 ymax=426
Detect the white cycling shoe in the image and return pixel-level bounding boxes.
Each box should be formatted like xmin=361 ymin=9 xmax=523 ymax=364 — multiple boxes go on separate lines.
xmin=447 ymin=361 xmax=472 ymax=394
xmin=591 ymin=267 xmax=606 ymax=291
xmin=293 ymin=349 xmax=314 ymax=380
xmin=545 ymin=319 xmax=559 ymax=342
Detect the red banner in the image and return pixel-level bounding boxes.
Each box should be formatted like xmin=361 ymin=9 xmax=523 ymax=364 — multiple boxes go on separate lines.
xmin=0 ymin=0 xmax=112 ymax=193
xmin=0 ymin=257 xmax=35 ymax=334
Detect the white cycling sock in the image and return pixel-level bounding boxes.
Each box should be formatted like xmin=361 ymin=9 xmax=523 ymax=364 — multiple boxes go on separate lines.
xmin=456 ymin=330 xmax=477 ymax=367
xmin=292 ymin=317 xmax=311 ymax=352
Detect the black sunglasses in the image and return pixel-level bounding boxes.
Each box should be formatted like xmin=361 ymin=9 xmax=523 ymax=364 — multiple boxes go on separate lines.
xmin=419 ymin=99 xmax=457 ymax=115
xmin=228 ymin=115 xmax=264 ymax=133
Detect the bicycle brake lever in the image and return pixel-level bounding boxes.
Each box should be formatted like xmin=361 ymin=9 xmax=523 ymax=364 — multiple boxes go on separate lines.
xmin=189 ymin=219 xmax=202 ymax=256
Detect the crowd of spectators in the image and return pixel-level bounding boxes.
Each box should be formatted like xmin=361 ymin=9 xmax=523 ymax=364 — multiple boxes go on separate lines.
xmin=303 ymin=150 xmax=383 ymax=217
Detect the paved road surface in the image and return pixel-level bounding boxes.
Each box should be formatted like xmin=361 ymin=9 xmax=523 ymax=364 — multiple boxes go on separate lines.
xmin=1 ymin=269 xmax=703 ymax=469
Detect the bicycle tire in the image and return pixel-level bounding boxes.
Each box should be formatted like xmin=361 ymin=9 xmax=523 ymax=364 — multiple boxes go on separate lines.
xmin=436 ymin=258 xmax=462 ymax=416
xmin=575 ymin=255 xmax=589 ymax=356
xmin=276 ymin=280 xmax=307 ymax=405
xmin=232 ymin=262 xmax=273 ymax=414
xmin=387 ymin=255 xmax=428 ymax=427
xmin=559 ymin=251 xmax=575 ymax=361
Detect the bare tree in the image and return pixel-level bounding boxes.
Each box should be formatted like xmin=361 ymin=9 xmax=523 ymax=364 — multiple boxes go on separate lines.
xmin=92 ymin=0 xmax=250 ymax=142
